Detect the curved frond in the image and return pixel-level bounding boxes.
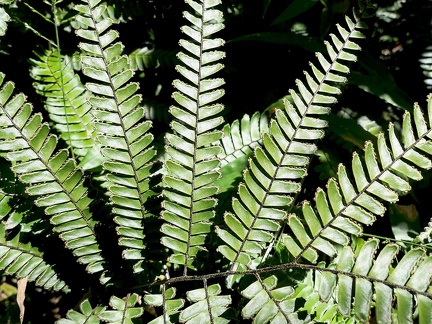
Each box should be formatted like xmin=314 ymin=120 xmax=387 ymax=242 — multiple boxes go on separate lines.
xmin=74 ymin=0 xmax=157 ymax=273
xmin=179 ymin=281 xmax=231 ymax=323
xmin=0 ymin=167 xmax=67 ymax=291
xmin=129 ymin=47 xmax=178 ymax=72
xmin=0 ymin=224 xmax=69 ymax=292
xmin=30 ymin=50 xmax=97 ymax=159
xmin=0 ymin=73 xmax=105 ymax=274
xmin=217 ymin=8 xmax=366 ymax=275
xmin=161 ymin=0 xmax=225 ymax=274
xmin=240 ymin=238 xmax=432 ymax=323
xmin=216 ymin=111 xmax=269 ymax=195
xmin=283 ymin=95 xmax=432 ymax=263
xmin=219 ymin=111 xmax=269 ymax=167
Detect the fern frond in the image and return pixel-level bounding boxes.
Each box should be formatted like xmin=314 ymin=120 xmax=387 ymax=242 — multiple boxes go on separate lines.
xmin=144 ymin=286 xmax=185 ymax=324
xmin=419 ymin=45 xmax=432 ymax=90
xmin=240 ymin=238 xmax=432 ymax=322
xmin=215 ymin=112 xmax=269 ymax=195
xmin=284 ymin=95 xmax=432 ymax=263
xmin=0 ymin=224 xmax=69 ymax=292
xmin=30 ymin=50 xmax=97 ymax=159
xmin=219 ymin=111 xmax=269 ymax=167
xmin=241 ymin=265 xmax=344 ymax=323
xmin=311 ymin=238 xmax=432 ymax=323
xmin=0 ymin=73 xmax=105 ymax=274
xmin=161 ymin=0 xmax=225 ymax=274
xmin=129 ymin=47 xmax=178 ymax=72
xmin=217 ymin=8 xmax=366 ymax=276
xmin=0 ymin=176 xmax=64 ymax=291
xmin=74 ymin=0 xmax=157 ymax=273
xmin=179 ymin=281 xmax=231 ymax=323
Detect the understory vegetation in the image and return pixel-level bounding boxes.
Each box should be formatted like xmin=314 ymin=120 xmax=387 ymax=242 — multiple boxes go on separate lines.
xmin=0 ymin=0 xmax=432 ymax=323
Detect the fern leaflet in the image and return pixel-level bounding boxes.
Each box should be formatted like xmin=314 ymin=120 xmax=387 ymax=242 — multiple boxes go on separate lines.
xmin=241 ymin=274 xmax=294 ymax=323
xmin=98 ymin=294 xmax=143 ymax=323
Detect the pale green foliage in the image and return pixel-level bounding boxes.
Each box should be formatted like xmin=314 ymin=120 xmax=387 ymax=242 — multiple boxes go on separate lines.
xmin=57 ymin=299 xmax=105 ymax=324
xmin=144 ymin=287 xmax=185 ymax=324
xmin=0 ymin=6 xmax=10 ymax=36
xmin=1 ymin=0 xmax=432 ymax=323
xmin=216 ymin=9 xmax=366 ymax=284
xmin=58 ymin=294 xmax=143 ymax=324
xmin=161 ymin=0 xmax=225 ymax=274
xmin=30 ymin=50 xmax=96 ymax=158
xmin=0 ymin=72 xmax=105 ymax=275
xmin=179 ymin=282 xmax=231 ymax=323
xmin=306 ymin=238 xmax=432 ymax=323
xmin=241 ymin=275 xmax=295 ymax=322
xmin=74 ymin=0 xmax=157 ymax=273
xmin=219 ymin=111 xmax=269 ymax=167
xmin=0 ymin=217 xmax=68 ymax=292
xmin=216 ymin=111 xmax=270 ymax=192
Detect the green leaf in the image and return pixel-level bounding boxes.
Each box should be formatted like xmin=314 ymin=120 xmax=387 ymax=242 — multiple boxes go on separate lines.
xmin=0 ymin=7 xmax=10 ymax=36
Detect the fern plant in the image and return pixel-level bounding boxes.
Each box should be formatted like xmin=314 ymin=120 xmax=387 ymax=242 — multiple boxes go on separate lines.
xmin=1 ymin=0 xmax=432 ymax=323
